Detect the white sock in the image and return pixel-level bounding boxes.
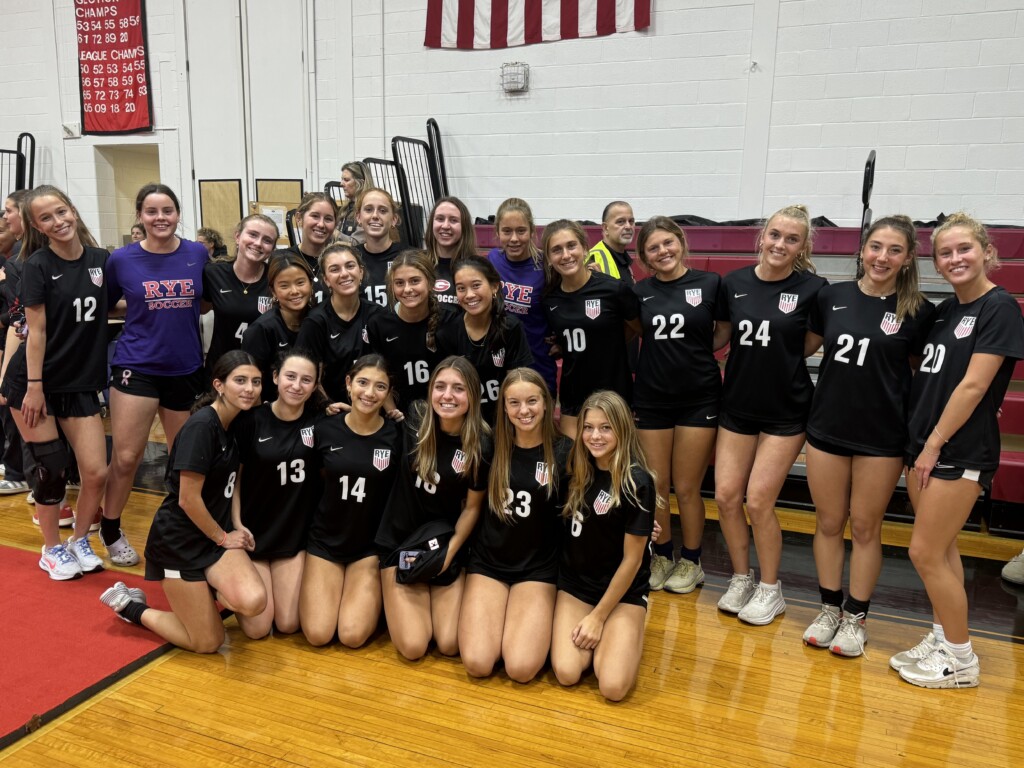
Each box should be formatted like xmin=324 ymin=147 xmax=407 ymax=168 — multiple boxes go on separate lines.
xmin=944 ymin=639 xmax=973 ymax=659
xmin=932 ymin=623 xmax=946 ymax=644
xmin=758 ymin=581 xmax=780 ymax=591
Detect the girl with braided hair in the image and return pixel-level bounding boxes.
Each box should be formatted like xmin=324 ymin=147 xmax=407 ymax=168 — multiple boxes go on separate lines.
xmin=437 ymin=255 xmax=533 ymax=423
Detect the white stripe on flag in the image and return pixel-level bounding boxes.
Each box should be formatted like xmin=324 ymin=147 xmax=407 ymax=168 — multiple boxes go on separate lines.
xmin=616 ymin=0 xmax=636 ymax=31
xmin=541 ymin=0 xmax=562 ymax=42
xmin=440 ymin=0 xmax=459 ymax=48
xmin=507 ymin=0 xmax=526 ymax=48
xmin=474 ymin=0 xmax=491 ymax=49
xmin=579 ymin=0 xmax=597 ymax=37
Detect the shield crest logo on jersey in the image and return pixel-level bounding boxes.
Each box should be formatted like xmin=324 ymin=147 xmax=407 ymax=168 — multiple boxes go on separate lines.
xmin=88 ymin=268 xmax=103 ymax=287
xmin=685 ymin=288 xmax=702 ymax=307
xmin=880 ymin=312 xmax=902 ymax=336
xmin=452 ymin=449 xmax=467 ymax=473
xmin=257 ymin=296 xmax=273 ymax=314
xmin=373 ymin=448 xmax=391 ymax=471
xmin=778 ymin=293 xmax=798 ymax=314
xmin=535 ymin=462 xmax=550 ymax=486
xmin=954 ymin=316 xmax=976 ymax=339
xmin=593 ymin=490 xmax=612 ymax=515
xmin=492 ymin=348 xmax=506 ymax=367
xmin=300 ymin=427 xmax=314 ymax=448
xmin=585 ymin=299 xmax=601 ymax=319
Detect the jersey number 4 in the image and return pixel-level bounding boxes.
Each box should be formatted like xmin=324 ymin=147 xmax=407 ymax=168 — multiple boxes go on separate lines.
xmin=738 ymin=319 xmax=771 ymax=347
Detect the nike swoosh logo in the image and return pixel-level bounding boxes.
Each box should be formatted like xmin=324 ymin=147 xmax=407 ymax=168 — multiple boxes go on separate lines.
xmin=258 ymin=437 xmax=272 ymax=443
xmin=832 ymin=306 xmax=847 ymax=311
xmin=734 ymin=293 xmax=747 ymax=299
xmin=278 ymin=342 xmax=288 ymax=347
xmin=51 ymin=274 xmax=63 ymax=280
xmin=935 ymin=463 xmax=954 ymax=469
xmin=330 ymin=445 xmax=343 ymax=452
xmin=641 ymin=296 xmax=654 ymax=302
xmin=187 ymin=262 xmax=197 ymax=266
xmin=386 ymin=336 xmax=399 ymax=342
xmin=219 ymin=289 xmax=231 ymax=293
xmin=934 ymin=319 xmax=945 ymax=323
xmin=705 ymin=415 xmax=717 ymax=420
xmin=330 ymin=333 xmax=341 ymax=339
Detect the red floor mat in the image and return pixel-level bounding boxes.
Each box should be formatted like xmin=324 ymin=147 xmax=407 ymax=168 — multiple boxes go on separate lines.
xmin=0 ymin=545 xmax=172 ymax=749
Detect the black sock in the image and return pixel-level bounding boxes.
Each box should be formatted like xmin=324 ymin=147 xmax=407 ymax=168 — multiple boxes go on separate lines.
xmin=679 ymin=545 xmax=702 ymax=564
xmin=654 ymin=541 xmax=673 ymax=559
xmin=100 ymin=516 xmax=121 ymax=546
xmin=121 ymin=601 xmax=148 ymax=626
xmin=819 ymin=587 xmax=844 ymax=608
xmin=843 ymin=596 xmax=870 ymax=618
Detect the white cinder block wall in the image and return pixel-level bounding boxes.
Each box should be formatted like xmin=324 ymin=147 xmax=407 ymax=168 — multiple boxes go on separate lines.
xmin=2 ymin=0 xmax=1022 ymax=240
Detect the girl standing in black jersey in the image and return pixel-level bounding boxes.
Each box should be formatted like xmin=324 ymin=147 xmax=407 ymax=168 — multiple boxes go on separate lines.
xmin=375 ymin=356 xmax=491 ymax=661
xmin=713 ymin=205 xmax=827 ymax=625
xmin=232 ymin=349 xmax=324 ymax=639
xmin=99 ymin=351 xmax=267 ymax=653
xmin=459 ymin=367 xmax=570 ymax=681
xmin=436 ymin=256 xmax=533 ymax=423
xmin=632 ymin=217 xmax=724 ymax=596
xmin=300 ymin=354 xmax=400 ymax=648
xmin=891 ymin=213 xmax=1024 ymax=689
xmin=366 ymin=250 xmax=454 ymax=413
xmin=0 ymin=186 xmax=108 ymax=580
xmin=201 ymin=214 xmax=278 ymax=381
xmin=542 ymin=220 xmax=640 ymax=439
xmin=296 ymin=244 xmax=381 ymax=405
xmin=424 ymin=196 xmax=477 ymax=306
xmin=276 ymin=192 xmax=337 ymax=307
xmin=551 ymin=390 xmax=655 ymax=702
xmin=802 ymin=216 xmax=932 ymax=657
xmin=355 ymin=188 xmax=404 ymax=307
xmin=241 ymin=253 xmax=313 ymax=400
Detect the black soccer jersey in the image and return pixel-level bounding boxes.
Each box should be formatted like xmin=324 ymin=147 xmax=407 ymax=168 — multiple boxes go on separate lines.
xmin=375 ymin=407 xmax=493 ymax=556
xmin=234 ymin=404 xmax=322 ymax=560
xmin=543 ymin=271 xmax=639 ymax=411
xmin=633 ymin=268 xmax=722 ymax=408
xmin=435 ymin=315 xmax=534 ymax=423
xmin=434 ymin=257 xmax=459 ymax=307
xmin=14 ymin=245 xmax=108 ymax=392
xmin=272 ymin=247 xmax=325 ymax=307
xmin=309 ymin=414 xmax=401 ymax=563
xmin=717 ymin=265 xmax=827 ymax=423
xmin=357 ymin=241 xmax=404 ymax=307
xmin=906 ymin=286 xmax=1024 ymax=471
xmin=808 ymin=281 xmax=935 ymax=456
xmin=241 ymin=307 xmax=299 ymax=401
xmin=469 ymin=437 xmax=571 ymax=582
xmin=560 ymin=466 xmax=654 ymax=602
xmin=202 ymin=260 xmax=272 ymax=377
xmin=296 ymin=299 xmax=381 ymax=402
xmin=144 ymin=406 xmax=240 ymax=572
xmin=365 ymin=306 xmax=457 ymax=408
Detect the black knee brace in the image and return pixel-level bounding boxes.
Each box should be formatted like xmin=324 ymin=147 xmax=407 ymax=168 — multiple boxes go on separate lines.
xmin=28 ymin=439 xmax=68 ymax=505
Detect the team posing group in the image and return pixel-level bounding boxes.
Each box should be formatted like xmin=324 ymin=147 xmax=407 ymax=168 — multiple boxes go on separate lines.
xmin=1 ymin=167 xmax=1020 ymax=698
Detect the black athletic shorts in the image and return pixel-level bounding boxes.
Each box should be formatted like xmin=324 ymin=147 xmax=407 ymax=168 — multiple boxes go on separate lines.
xmin=807 ymin=432 xmax=900 ymax=459
xmin=558 ymin=572 xmax=649 ymax=610
xmin=634 ymin=401 xmax=719 ymax=430
xmin=904 ymin=456 xmax=995 ymax=491
xmin=145 ymin=550 xmax=226 ymax=582
xmin=306 ymin=540 xmax=377 ymax=566
xmin=1 ymin=386 xmax=101 ymax=418
xmin=719 ymin=410 xmax=805 ymax=438
xmin=110 ymin=366 xmax=205 ymax=411
xmin=466 ymin=558 xmax=558 ymax=586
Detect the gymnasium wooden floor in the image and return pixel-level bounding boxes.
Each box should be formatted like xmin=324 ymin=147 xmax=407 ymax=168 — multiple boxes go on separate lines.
xmin=1 ymin=431 xmax=1023 ymax=767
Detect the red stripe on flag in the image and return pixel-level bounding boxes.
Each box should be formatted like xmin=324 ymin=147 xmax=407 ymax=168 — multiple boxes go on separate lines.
xmin=596 ymin=0 xmax=616 ymax=35
xmin=424 ymin=0 xmax=443 ymax=47
xmin=524 ymin=0 xmax=542 ymax=44
xmin=456 ymin=0 xmax=476 ymax=49
xmin=560 ymin=0 xmax=579 ymax=40
xmin=491 ymin=0 xmax=509 ymax=48
xmin=635 ymin=0 xmax=651 ymax=30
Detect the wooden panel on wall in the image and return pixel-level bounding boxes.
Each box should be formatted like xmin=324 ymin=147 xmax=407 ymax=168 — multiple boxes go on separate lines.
xmin=198 ymin=179 xmax=243 ymax=257
xmin=255 ymin=179 xmax=303 ymax=208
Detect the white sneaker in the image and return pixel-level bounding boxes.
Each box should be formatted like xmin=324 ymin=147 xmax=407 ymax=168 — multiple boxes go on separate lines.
xmin=889 ymin=632 xmax=940 ymax=671
xmin=1001 ymin=549 xmax=1024 ymax=585
xmin=649 ymin=554 xmax=674 ymax=591
xmin=830 ymin=613 xmax=867 ymax=657
xmin=717 ymin=569 xmax=755 ymax=614
xmin=803 ymin=604 xmax=842 ymax=647
xmin=105 ymin=530 xmax=140 ymax=566
xmin=899 ymin=644 xmax=980 ymax=689
xmin=738 ymin=583 xmax=786 ymax=625
xmin=67 ymin=534 xmax=104 ymax=573
xmin=664 ymin=558 xmax=704 ymax=594
xmin=39 ymin=543 xmax=84 ymax=581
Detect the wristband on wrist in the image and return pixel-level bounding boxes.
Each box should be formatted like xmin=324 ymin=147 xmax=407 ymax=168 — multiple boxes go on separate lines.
xmin=218 ymin=530 xmax=228 ymax=546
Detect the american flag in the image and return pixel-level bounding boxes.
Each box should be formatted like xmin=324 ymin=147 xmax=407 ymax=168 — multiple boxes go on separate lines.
xmin=452 ymin=448 xmax=467 ymax=473
xmin=425 ymin=0 xmax=651 ymax=50
xmin=300 ymin=427 xmax=315 ymax=448
xmin=373 ymin=449 xmax=391 ymax=471
xmin=685 ymin=288 xmax=702 ymax=307
xmin=585 ymin=299 xmax=601 ymax=319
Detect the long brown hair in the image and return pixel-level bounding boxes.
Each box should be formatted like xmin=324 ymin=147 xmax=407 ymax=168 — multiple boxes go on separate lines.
xmin=540 ymin=218 xmax=589 ymax=294
xmin=387 ymin=249 xmax=442 ymax=352
xmin=488 ymin=368 xmax=561 ymax=521
xmin=424 ymin=196 xmax=477 ymax=268
xmin=19 ymin=185 xmax=99 ymax=262
xmin=563 ymin=390 xmax=657 ymax=520
xmin=858 ymin=214 xmax=926 ymax=322
xmin=413 ymin=356 xmax=490 ymax=485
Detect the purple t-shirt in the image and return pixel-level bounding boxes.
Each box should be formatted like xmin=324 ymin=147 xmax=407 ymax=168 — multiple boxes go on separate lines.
xmin=487 ymin=247 xmax=556 ymax=393
xmin=107 ymin=239 xmax=208 ymax=375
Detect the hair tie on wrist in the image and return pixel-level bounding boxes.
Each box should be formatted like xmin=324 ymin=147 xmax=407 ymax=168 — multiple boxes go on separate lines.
xmin=218 ymin=530 xmax=228 ymax=547
xmin=27 ymin=378 xmax=42 ymax=382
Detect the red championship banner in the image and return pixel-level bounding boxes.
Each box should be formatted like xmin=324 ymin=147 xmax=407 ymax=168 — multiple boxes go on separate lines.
xmin=76 ymin=0 xmax=153 ymax=134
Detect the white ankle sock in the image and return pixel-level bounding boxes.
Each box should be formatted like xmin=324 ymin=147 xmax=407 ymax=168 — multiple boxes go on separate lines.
xmin=932 ymin=623 xmax=946 ymax=643
xmin=944 ymin=639 xmax=973 ymax=659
